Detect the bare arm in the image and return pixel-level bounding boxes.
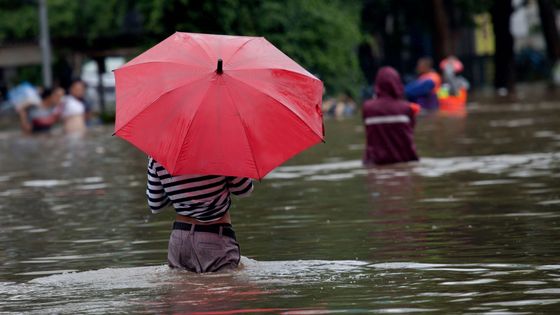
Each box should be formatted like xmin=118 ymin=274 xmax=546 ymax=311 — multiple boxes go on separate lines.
xmin=16 ymin=107 xmax=32 ymax=134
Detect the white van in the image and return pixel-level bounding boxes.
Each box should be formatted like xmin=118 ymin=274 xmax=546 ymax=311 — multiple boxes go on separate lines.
xmin=81 ymin=57 xmax=126 ymax=112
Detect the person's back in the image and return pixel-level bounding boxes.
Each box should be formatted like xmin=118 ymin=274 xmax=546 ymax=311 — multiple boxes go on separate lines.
xmin=363 ymin=67 xmax=419 ymax=165
xmin=146 ymin=157 xmax=253 ymax=273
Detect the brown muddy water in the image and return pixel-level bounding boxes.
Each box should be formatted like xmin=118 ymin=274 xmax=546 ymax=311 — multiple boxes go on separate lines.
xmin=0 ymin=100 xmax=559 ymax=314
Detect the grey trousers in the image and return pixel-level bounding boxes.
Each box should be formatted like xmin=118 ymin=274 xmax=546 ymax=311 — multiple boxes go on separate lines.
xmin=167 ymin=226 xmax=240 ymax=273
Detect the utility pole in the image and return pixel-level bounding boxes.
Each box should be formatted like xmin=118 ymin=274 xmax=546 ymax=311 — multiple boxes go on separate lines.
xmin=38 ymin=0 xmax=53 ymax=87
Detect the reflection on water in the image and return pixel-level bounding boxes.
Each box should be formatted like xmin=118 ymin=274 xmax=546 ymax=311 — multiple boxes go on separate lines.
xmin=1 ymin=101 xmax=560 ymax=313
xmin=270 ymin=152 xmax=559 ymax=179
xmin=3 ymin=259 xmax=560 ymax=314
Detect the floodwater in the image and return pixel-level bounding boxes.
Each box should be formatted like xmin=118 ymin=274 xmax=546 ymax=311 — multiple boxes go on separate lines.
xmin=1 ymin=99 xmax=560 ymax=314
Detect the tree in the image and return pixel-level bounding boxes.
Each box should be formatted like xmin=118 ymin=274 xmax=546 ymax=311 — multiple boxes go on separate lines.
xmin=137 ymin=0 xmax=364 ymax=97
xmin=431 ymin=0 xmax=451 ymax=61
xmin=360 ymin=0 xmax=414 ymax=76
xmin=0 ymin=0 xmax=364 ymax=97
xmin=537 ymin=0 xmax=560 ymax=84
xmin=0 ymin=0 xmax=132 ymax=48
xmin=490 ymin=0 xmax=515 ymax=93
xmin=255 ymin=0 xmax=363 ymax=96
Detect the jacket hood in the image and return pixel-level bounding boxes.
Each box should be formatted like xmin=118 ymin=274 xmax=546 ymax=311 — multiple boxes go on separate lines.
xmin=374 ymin=66 xmax=404 ymax=99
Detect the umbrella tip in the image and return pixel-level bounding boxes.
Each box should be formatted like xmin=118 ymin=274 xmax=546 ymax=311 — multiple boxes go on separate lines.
xmin=217 ymin=58 xmax=223 ymax=74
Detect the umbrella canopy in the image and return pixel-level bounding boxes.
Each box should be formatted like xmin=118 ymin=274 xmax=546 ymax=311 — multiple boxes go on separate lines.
xmin=114 ymin=32 xmax=324 ymax=179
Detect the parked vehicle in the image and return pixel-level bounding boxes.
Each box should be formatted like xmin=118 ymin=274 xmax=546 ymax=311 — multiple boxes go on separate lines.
xmin=81 ymin=57 xmax=126 ymax=112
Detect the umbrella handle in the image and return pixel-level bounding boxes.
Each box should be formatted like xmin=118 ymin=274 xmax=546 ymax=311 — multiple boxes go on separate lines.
xmin=217 ymin=59 xmax=223 ymax=74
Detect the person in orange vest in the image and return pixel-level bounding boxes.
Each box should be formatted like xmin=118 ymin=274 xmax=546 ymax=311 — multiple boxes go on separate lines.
xmin=404 ymin=57 xmax=441 ymax=111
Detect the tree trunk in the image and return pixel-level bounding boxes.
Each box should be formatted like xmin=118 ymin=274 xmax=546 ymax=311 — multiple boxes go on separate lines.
xmin=537 ymin=0 xmax=560 ymax=79
xmin=431 ymin=0 xmax=451 ymax=62
xmin=358 ymin=42 xmax=377 ymax=86
xmin=382 ymin=2 xmax=406 ymax=73
xmin=490 ymin=0 xmax=515 ymax=93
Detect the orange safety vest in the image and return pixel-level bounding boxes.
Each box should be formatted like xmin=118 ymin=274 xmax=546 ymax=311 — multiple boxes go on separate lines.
xmin=419 ymin=71 xmax=442 ymax=93
xmin=409 ymin=102 xmax=421 ymax=115
xmin=439 ymin=87 xmax=467 ymax=112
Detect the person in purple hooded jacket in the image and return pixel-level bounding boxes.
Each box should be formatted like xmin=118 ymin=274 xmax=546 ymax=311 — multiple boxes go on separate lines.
xmin=363 ymin=66 xmax=420 ymax=165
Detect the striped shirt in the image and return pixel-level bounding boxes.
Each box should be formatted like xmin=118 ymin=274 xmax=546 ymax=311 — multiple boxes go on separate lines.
xmin=146 ymin=157 xmax=253 ymax=222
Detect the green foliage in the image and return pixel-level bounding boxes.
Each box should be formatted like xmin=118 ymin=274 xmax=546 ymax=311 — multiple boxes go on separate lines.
xmin=48 ymin=0 xmax=128 ymax=43
xmin=255 ymin=0 xmax=363 ymax=96
xmin=0 ymin=0 xmax=129 ymax=43
xmin=135 ymin=0 xmax=364 ymax=95
xmin=0 ymin=2 xmax=37 ymax=41
xmin=16 ymin=65 xmax=41 ymax=85
xmin=0 ymin=0 xmax=364 ymax=97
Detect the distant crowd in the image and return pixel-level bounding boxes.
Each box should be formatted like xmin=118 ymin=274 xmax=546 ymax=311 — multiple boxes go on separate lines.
xmin=323 ymin=56 xmax=470 ymax=120
xmin=9 ymin=80 xmax=92 ymax=136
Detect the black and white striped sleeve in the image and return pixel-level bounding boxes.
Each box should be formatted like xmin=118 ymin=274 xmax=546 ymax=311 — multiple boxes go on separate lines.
xmin=226 ymin=177 xmax=253 ymax=198
xmin=146 ymin=158 xmax=170 ymax=213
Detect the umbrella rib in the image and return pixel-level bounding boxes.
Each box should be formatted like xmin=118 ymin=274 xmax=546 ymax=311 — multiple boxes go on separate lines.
xmin=114 ymin=75 xmax=209 ymax=135
xmin=227 ymin=37 xmax=260 ymax=63
xmin=173 ymin=82 xmax=216 ymax=174
xmin=222 ymin=82 xmax=261 ymax=179
xmin=188 ymin=36 xmax=214 ymax=62
xmin=228 ymin=67 xmax=319 ymax=82
xmin=227 ymin=75 xmax=324 ymax=141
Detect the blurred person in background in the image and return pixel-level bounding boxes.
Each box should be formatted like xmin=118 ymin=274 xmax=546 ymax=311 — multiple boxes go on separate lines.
xmin=405 ymin=57 xmax=441 ymax=111
xmin=324 ymin=92 xmax=356 ymax=118
xmin=16 ymin=87 xmax=64 ymax=134
xmin=363 ymin=66 xmax=420 ymax=165
xmin=62 ymin=79 xmax=87 ymax=134
xmin=439 ymin=56 xmax=469 ymax=95
xmin=437 ymin=56 xmax=469 ymax=113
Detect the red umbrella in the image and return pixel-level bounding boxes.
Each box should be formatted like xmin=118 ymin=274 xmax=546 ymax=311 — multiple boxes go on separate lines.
xmin=114 ymin=32 xmax=324 ymax=179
